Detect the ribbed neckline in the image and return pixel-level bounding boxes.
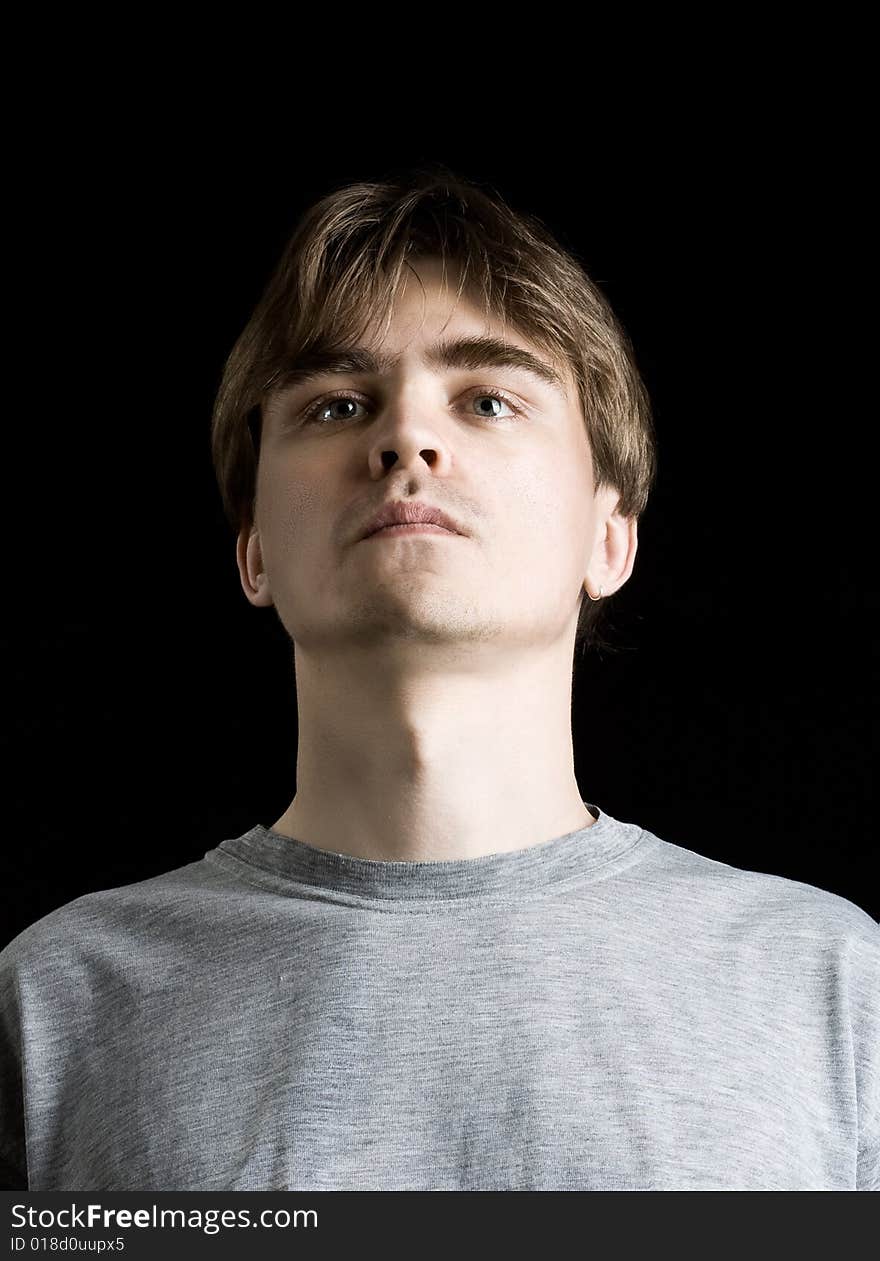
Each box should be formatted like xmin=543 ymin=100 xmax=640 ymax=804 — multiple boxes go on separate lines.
xmin=213 ymin=802 xmax=648 ymax=902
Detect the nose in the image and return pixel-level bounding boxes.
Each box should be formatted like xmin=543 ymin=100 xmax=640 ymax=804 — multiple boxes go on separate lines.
xmin=365 ymin=387 xmax=454 ymax=478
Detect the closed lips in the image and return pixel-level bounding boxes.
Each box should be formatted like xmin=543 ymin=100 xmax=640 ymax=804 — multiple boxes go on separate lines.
xmin=361 ymin=501 xmax=464 ymax=538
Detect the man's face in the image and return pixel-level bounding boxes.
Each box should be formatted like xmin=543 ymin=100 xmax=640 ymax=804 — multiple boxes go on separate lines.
xmin=238 ymin=255 xmax=613 ymax=658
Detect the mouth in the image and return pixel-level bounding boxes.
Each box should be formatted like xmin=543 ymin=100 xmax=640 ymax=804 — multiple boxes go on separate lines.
xmin=363 ymin=523 xmax=460 ymax=539
xmin=359 ymin=500 xmax=465 ymax=540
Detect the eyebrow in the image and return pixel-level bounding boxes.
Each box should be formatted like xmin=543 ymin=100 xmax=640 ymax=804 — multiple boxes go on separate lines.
xmin=266 ymin=335 xmax=568 ymax=399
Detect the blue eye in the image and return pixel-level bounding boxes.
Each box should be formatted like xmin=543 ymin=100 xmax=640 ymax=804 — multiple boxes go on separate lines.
xmin=300 ymin=387 xmax=523 ymax=426
xmin=303 ymin=395 xmax=365 ymax=425
xmin=470 ymin=392 xmax=516 ymax=419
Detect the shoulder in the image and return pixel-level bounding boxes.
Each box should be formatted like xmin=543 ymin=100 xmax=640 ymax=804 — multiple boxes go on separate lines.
xmin=636 ymin=827 xmax=878 ymax=958
xmin=0 ymin=853 xmax=225 ymax=989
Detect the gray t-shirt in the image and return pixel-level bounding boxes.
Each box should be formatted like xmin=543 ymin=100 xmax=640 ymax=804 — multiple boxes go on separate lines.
xmin=1 ymin=802 xmax=877 ymax=1191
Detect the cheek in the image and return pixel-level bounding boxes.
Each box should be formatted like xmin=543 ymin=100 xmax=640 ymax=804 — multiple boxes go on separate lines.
xmin=256 ymin=473 xmax=319 ymax=572
xmin=507 ymin=466 xmax=587 ymax=561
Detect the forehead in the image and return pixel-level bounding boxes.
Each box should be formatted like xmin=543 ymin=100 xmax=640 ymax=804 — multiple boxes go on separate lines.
xmin=368 ymin=259 xmax=529 ymax=354
xmin=268 ymin=257 xmax=573 ymax=403
xmin=374 ymin=255 xmax=520 ymax=351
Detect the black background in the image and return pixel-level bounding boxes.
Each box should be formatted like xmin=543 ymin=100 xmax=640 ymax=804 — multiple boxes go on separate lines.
xmin=3 ymin=82 xmax=876 ymax=947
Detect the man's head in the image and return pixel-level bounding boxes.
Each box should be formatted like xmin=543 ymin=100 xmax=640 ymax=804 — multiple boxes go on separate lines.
xmin=212 ymin=164 xmax=657 ymax=660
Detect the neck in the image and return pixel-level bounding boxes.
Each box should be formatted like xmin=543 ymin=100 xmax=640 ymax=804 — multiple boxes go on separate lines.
xmin=269 ymin=641 xmax=594 ymax=862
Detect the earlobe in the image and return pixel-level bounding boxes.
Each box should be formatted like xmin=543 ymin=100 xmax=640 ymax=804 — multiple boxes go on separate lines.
xmin=250 ymin=559 xmax=270 ymax=602
xmin=245 ymin=567 xmax=273 ymax=607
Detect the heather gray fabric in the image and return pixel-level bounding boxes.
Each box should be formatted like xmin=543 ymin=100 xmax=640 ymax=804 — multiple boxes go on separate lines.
xmin=1 ymin=802 xmax=877 ymax=1191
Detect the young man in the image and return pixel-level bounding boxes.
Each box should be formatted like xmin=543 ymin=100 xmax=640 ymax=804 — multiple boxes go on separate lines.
xmin=1 ymin=166 xmax=876 ymax=1191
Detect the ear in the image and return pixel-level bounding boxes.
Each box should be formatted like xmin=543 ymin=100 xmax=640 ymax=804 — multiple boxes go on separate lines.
xmin=584 ymin=491 xmax=639 ymax=598
xmin=236 ymin=522 xmax=274 ymax=608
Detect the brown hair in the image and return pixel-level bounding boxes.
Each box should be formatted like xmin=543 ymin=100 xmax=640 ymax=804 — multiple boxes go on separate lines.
xmin=210 ymin=161 xmax=658 ymax=656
